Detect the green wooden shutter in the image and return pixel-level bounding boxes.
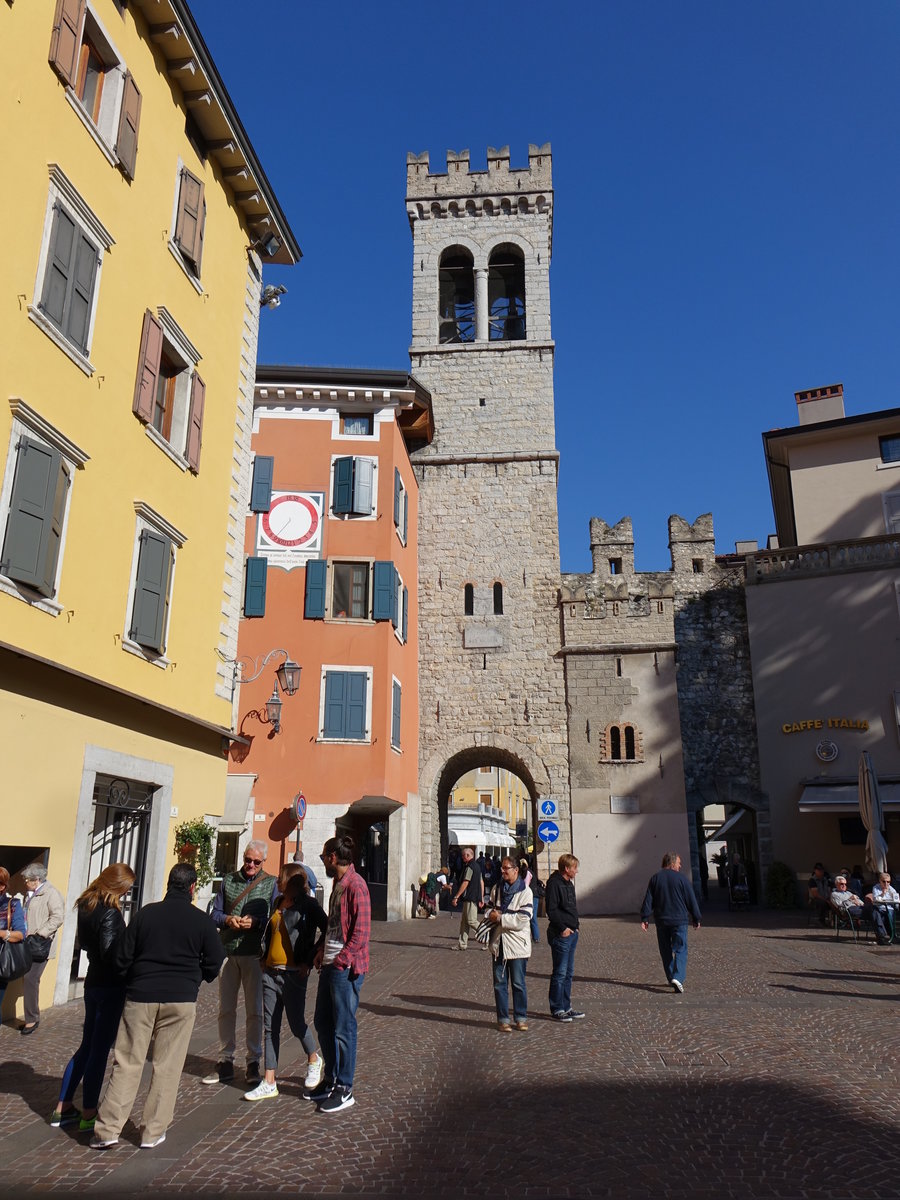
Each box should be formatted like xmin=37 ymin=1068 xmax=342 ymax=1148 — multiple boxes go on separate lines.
xmin=390 ymin=565 xmax=399 ymax=629
xmin=346 ymin=671 xmax=367 ymax=739
xmin=250 ymin=456 xmax=274 ymax=512
xmin=65 ymin=229 xmax=98 ymax=352
xmin=402 ymin=490 xmax=409 ymax=542
xmin=353 ymin=457 xmax=374 ymax=514
xmin=372 ymin=561 xmax=394 ymax=620
xmin=0 ymin=437 xmax=65 ymax=597
xmin=115 ymin=72 xmax=142 ymax=180
xmin=132 ymin=309 xmax=163 ymax=423
xmin=391 ymin=680 xmax=402 ymax=749
xmin=243 ymin=556 xmax=267 ymax=617
xmin=323 ymin=671 xmax=347 ymax=738
xmin=393 ymin=468 xmax=401 ymax=526
xmin=48 ymin=0 xmax=86 ymax=86
xmin=304 ymin=559 xmax=327 ymax=618
xmin=185 ymin=372 xmax=205 ymax=472
xmin=130 ymin=530 xmax=172 ymax=653
xmin=401 ymin=585 xmax=408 ymax=643
xmin=332 ymin=456 xmax=354 ymax=513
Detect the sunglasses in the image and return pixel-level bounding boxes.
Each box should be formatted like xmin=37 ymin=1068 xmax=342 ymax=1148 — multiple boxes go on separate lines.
xmin=244 ymin=857 xmax=263 ymax=866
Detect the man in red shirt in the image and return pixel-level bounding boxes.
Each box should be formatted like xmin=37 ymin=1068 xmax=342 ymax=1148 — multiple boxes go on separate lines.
xmin=309 ymin=834 xmax=371 ymax=1113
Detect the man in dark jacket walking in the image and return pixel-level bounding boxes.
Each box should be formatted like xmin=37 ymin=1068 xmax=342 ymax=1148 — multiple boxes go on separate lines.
xmin=640 ymin=852 xmax=701 ymax=993
xmin=92 ymin=863 xmax=224 ymax=1150
xmin=546 ymin=853 xmax=584 ymax=1022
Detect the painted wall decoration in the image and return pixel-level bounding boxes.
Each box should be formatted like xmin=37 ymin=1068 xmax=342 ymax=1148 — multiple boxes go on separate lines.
xmin=256 ymin=491 xmax=324 ymax=565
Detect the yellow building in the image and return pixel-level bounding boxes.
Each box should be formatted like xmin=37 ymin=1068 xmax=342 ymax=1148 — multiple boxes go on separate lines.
xmin=0 ymin=0 xmax=299 ymax=1015
xmin=449 ymin=767 xmax=530 ymax=852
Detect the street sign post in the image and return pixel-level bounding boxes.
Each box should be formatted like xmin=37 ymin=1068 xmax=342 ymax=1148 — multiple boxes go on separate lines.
xmin=292 ymin=792 xmax=307 ymax=823
xmin=537 ymin=819 xmax=560 ymax=887
xmin=539 ymin=799 xmax=557 ymax=818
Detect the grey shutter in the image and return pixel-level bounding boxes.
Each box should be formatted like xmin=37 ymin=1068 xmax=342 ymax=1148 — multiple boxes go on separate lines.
xmin=304 ymin=559 xmax=327 ymax=619
xmin=402 ymin=490 xmax=409 ymax=542
xmin=323 ymin=671 xmax=347 ymax=738
xmin=391 ymin=680 xmax=402 ymax=748
xmin=250 ymin=456 xmax=274 ymax=512
xmin=0 ymin=437 xmax=66 ymax=597
xmin=132 ymin=309 xmax=162 ymax=423
xmin=40 ymin=206 xmax=76 ymax=330
xmin=185 ymin=372 xmax=205 ymax=472
xmin=130 ymin=530 xmax=172 ymax=653
xmin=243 ymin=556 xmax=267 ymax=617
xmin=393 ymin=468 xmax=401 ymax=526
xmin=64 ymin=228 xmax=98 ymax=352
xmin=352 ymin=457 xmax=374 ymax=515
xmin=332 ymin=456 xmax=354 ymax=513
xmin=48 ymin=0 xmax=85 ymax=86
xmin=372 ymin=561 xmax=394 ymax=620
xmin=401 ymin=585 xmax=408 ymax=643
xmin=115 ymin=72 xmax=142 ymax=180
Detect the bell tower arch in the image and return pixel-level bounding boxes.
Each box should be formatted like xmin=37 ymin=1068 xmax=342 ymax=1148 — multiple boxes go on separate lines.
xmin=406 ymin=144 xmax=570 ymax=867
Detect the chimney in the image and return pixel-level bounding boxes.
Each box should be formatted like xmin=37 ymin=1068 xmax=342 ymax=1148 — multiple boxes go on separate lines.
xmin=794 ymin=383 xmax=844 ymax=426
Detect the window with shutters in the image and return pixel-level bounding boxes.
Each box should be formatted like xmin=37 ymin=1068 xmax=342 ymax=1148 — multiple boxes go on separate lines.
xmin=391 ymin=678 xmax=402 ymax=750
xmin=170 ymin=163 xmax=206 ymax=284
xmin=0 ymin=407 xmax=87 ymax=614
xmin=29 ymin=167 xmax=112 ymax=373
xmin=122 ymin=504 xmax=185 ymax=665
xmin=883 ymin=491 xmax=900 ymax=535
xmin=131 ymin=308 xmax=204 ymax=472
xmin=330 ymin=456 xmax=376 ymax=519
xmin=318 ymin=667 xmax=372 ymax=743
xmin=331 ymin=561 xmax=370 ymax=620
xmin=393 ymin=468 xmax=408 ymax=545
xmin=48 ymin=1 xmax=142 ymax=178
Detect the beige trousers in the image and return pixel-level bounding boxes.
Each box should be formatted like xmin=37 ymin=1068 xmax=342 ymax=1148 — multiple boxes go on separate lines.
xmin=217 ymin=955 xmax=263 ymax=1063
xmin=94 ymin=1000 xmax=196 ymax=1143
xmin=458 ymin=901 xmax=480 ymax=949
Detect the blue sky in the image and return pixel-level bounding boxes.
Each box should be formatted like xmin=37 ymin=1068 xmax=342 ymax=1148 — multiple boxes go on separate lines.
xmin=189 ymin=1 xmax=900 ymax=572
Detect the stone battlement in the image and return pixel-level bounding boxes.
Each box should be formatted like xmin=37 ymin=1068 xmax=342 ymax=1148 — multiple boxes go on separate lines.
xmin=406 ymin=144 xmax=552 ymax=199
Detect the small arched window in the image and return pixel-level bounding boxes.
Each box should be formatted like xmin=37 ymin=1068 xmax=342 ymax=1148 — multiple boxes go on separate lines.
xmin=625 ymin=726 xmax=636 ymax=760
xmin=605 ymin=722 xmax=640 ymax=763
xmin=464 ymin=583 xmax=474 ymax=615
xmin=439 ymin=247 xmax=475 ymax=343
xmin=488 ymin=244 xmax=526 ymax=341
xmin=609 ymin=726 xmax=622 ymax=760
xmin=493 ymin=582 xmax=504 ymax=614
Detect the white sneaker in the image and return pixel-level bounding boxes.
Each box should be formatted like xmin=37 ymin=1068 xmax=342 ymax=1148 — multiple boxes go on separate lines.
xmin=140 ymin=1133 xmax=166 ymax=1149
xmin=242 ymin=1080 xmax=279 ymax=1102
xmin=304 ymin=1054 xmax=324 ymax=1090
xmin=671 ymin=979 xmax=684 ymax=993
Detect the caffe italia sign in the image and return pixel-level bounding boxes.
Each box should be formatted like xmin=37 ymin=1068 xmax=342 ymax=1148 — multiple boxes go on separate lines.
xmin=781 ymin=717 xmax=868 ymax=735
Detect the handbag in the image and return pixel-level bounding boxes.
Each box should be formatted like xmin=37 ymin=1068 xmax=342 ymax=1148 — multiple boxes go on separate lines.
xmin=0 ymin=904 xmax=33 ymax=982
xmin=25 ymin=933 xmax=52 ymax=963
xmin=474 ymin=917 xmax=493 ymax=945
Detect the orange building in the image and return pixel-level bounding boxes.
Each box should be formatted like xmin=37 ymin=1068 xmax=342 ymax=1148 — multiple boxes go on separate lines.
xmin=226 ymin=366 xmax=433 ymax=919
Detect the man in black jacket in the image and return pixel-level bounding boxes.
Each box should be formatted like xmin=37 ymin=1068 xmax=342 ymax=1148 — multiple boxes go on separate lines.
xmin=640 ymin=851 xmax=701 ymax=993
xmin=545 ymin=854 xmax=584 ymax=1022
xmin=92 ymin=863 xmax=224 ymax=1150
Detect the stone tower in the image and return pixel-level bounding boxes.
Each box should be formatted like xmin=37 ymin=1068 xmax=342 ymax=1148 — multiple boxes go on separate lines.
xmin=405 ymin=144 xmax=571 ymax=868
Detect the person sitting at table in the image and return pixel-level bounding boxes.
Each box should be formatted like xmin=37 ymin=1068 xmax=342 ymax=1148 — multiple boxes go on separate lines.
xmin=865 ymin=872 xmax=899 ymax=944
xmin=830 ymin=875 xmax=889 ymax=944
xmin=808 ymin=863 xmax=833 ymax=926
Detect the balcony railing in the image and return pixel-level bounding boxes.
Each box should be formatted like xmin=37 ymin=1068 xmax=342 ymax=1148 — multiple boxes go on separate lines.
xmin=747 ymin=533 xmax=900 ymax=583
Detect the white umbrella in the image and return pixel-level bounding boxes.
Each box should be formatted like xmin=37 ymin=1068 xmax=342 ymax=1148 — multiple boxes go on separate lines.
xmin=858 ymin=751 xmax=889 ymax=875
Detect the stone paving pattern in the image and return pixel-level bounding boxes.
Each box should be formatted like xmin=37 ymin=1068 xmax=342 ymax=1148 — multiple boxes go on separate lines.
xmin=2 ymin=897 xmax=899 ymax=1198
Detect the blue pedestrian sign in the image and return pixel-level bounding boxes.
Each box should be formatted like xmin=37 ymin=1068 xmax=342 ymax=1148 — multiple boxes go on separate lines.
xmin=538 ymin=821 xmax=560 ymax=843
xmin=539 ymin=799 xmax=557 ymax=818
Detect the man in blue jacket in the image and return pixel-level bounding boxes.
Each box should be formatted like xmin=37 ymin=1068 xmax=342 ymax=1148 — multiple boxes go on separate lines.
xmin=640 ymin=852 xmax=701 ymax=993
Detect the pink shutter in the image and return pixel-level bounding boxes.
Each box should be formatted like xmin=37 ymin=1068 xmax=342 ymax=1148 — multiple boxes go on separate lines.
xmin=48 ymin=0 xmax=85 ymax=87
xmin=132 ymin=310 xmax=163 ymax=424
xmin=116 ymin=72 xmax=142 ymax=180
xmin=186 ymin=372 xmax=205 ymax=472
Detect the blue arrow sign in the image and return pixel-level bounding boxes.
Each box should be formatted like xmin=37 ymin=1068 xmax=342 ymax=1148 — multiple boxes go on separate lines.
xmin=538 ymin=821 xmax=560 ymax=843
xmin=539 ymin=799 xmax=557 ymax=817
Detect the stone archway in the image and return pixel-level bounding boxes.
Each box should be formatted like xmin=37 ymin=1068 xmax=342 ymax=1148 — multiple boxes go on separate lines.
xmin=687 ymin=776 xmax=772 ymax=904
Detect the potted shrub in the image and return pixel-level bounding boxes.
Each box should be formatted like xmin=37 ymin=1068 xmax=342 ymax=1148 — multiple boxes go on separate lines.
xmin=173 ymin=818 xmax=217 ymax=888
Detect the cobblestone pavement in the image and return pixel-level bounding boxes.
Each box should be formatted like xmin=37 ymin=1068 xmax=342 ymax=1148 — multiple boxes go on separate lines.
xmin=2 ymin=897 xmax=899 ymax=1199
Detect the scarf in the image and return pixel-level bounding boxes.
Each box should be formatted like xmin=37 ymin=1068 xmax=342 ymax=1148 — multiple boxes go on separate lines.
xmin=499 ymin=877 xmax=525 ymax=913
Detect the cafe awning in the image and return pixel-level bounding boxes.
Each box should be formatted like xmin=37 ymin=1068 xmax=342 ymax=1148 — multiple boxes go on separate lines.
xmin=799 ymin=782 xmax=900 ymax=813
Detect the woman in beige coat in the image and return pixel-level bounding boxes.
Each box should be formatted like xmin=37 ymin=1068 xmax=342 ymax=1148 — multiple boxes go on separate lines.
xmin=486 ymin=857 xmax=533 ymax=1033
xmin=21 ymin=863 xmax=65 ymax=1034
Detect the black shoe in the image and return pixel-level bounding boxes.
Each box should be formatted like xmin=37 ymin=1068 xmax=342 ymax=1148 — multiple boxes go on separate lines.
xmin=21 ymin=1022 xmax=39 ymax=1035
xmin=304 ymin=1078 xmax=334 ymax=1102
xmin=245 ymin=1061 xmax=261 ymax=1084
xmin=201 ymin=1061 xmax=234 ymax=1085
xmin=317 ymin=1086 xmax=355 ymax=1114
xmin=566 ymin=1009 xmax=586 ymax=1020
xmin=552 ymin=1010 xmax=573 ymax=1022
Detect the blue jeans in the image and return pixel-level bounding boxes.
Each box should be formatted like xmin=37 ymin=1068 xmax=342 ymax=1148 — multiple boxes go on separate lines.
xmin=492 ymin=954 xmax=528 ymax=1023
xmin=655 ymin=923 xmax=688 ymax=984
xmin=59 ymin=985 xmax=126 ymax=1109
xmin=314 ymin=965 xmax=364 ymax=1090
xmin=548 ymin=929 xmax=578 ymax=1014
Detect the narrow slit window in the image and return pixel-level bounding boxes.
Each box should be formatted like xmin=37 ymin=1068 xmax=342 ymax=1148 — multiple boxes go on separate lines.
xmin=609 ymin=726 xmax=622 ymax=760
xmin=464 ymin=583 xmax=474 ymax=616
xmin=493 ymin=582 xmax=503 ymax=614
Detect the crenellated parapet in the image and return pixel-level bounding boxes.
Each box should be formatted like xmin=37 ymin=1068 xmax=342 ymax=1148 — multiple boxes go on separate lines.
xmin=406 ymin=144 xmax=552 ymax=212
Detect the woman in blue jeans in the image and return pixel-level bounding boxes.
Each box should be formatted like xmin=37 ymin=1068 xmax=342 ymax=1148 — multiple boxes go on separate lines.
xmin=51 ymin=863 xmax=134 ymax=1132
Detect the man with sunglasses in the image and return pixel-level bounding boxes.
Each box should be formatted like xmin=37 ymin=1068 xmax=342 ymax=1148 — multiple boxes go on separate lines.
xmin=203 ymin=840 xmax=276 ymax=1086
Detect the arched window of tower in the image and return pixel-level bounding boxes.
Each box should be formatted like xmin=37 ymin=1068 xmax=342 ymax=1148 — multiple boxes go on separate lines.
xmin=488 ymin=244 xmax=526 ymax=341
xmin=493 ymin=581 xmax=504 ymax=614
xmin=464 ymin=582 xmax=474 ymax=615
xmin=439 ymin=247 xmax=475 ymax=343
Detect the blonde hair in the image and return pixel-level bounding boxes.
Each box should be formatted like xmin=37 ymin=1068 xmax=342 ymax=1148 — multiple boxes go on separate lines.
xmin=76 ymin=863 xmax=135 ymax=913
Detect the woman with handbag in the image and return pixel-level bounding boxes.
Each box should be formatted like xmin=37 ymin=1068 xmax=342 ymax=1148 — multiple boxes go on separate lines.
xmin=486 ymin=857 xmax=534 ymax=1033
xmin=50 ymin=863 xmax=135 ymax=1132
xmin=20 ymin=863 xmax=65 ymax=1035
xmin=0 ymin=866 xmax=29 ymax=1017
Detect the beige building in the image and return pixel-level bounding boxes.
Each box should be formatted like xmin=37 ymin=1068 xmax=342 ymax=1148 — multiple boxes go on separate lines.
xmin=745 ymin=384 xmax=900 ymax=883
